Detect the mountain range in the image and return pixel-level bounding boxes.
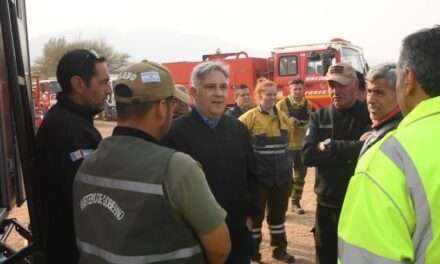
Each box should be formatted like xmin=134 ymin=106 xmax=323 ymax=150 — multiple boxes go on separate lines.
xmin=29 ymin=26 xmax=268 ymax=65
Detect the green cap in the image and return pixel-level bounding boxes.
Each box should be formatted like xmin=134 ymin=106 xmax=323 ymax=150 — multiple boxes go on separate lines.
xmin=114 ymin=60 xmax=175 ymax=103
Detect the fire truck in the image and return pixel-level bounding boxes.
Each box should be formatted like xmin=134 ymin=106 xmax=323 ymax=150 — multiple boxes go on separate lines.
xmin=31 ymin=77 xmax=60 ymax=127
xmin=163 ymin=38 xmax=368 ymax=108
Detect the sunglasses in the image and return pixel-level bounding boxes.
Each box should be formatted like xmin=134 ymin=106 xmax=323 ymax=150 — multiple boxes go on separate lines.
xmin=78 ymin=49 xmax=100 ymax=69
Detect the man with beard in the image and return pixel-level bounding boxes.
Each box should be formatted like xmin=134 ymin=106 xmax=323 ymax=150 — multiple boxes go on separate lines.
xmin=73 ymin=61 xmax=230 ymax=264
xmin=163 ymin=61 xmax=258 ymax=264
xmin=303 ymin=63 xmax=371 ymax=264
xmin=35 ymin=49 xmax=111 ymax=263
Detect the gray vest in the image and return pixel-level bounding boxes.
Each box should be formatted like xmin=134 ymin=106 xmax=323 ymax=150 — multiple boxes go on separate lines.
xmin=73 ymin=135 xmax=205 ymax=264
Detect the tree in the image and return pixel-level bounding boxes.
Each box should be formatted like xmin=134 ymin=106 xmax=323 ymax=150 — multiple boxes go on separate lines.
xmin=33 ymin=37 xmax=130 ymax=77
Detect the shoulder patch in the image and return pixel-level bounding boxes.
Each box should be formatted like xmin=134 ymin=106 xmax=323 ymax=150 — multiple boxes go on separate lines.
xmin=70 ymin=149 xmax=94 ymax=162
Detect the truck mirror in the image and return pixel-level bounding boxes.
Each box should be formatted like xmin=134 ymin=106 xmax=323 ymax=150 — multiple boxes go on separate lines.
xmin=322 ymin=48 xmax=336 ymax=76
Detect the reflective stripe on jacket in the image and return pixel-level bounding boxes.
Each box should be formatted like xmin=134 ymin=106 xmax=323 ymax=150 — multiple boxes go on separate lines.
xmin=74 ymin=136 xmax=205 ymax=264
xmin=239 ymin=106 xmax=293 ymax=186
xmin=338 ymin=96 xmax=440 ymax=263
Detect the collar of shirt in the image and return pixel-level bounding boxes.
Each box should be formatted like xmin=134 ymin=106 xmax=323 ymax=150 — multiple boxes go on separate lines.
xmin=234 ymin=104 xmax=245 ymax=113
xmin=372 ymin=107 xmax=401 ymax=129
xmin=57 ymin=93 xmax=100 ymax=122
xmin=257 ymin=105 xmax=278 ymax=117
xmin=194 ymin=107 xmax=220 ymax=128
xmin=112 ymin=126 xmax=158 ymax=144
xmin=288 ymin=96 xmax=306 ymax=106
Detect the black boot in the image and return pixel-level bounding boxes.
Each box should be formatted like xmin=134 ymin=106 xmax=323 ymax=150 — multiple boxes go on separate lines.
xmin=273 ymin=248 xmax=296 ymax=263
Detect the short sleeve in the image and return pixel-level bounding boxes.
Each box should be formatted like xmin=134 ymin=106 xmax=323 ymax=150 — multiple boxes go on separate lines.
xmin=163 ymin=152 xmax=227 ymax=234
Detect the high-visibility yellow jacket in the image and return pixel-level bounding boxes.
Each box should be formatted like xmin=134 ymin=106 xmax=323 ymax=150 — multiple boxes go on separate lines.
xmin=338 ymin=96 xmax=440 ymax=263
xmin=276 ymin=96 xmax=312 ymax=150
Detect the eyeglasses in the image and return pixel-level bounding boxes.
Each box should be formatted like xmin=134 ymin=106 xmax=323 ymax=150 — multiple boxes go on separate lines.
xmin=78 ymin=49 xmax=100 ymax=69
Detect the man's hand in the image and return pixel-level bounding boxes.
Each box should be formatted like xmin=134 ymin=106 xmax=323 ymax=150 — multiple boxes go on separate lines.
xmin=318 ymin=138 xmax=332 ymax=151
xmin=290 ymin=117 xmax=307 ymax=127
xmin=297 ymin=120 xmax=308 ymax=127
xmin=360 ymin=131 xmax=372 ymax=141
xmin=199 ymin=223 xmax=231 ymax=264
xmin=290 ymin=117 xmax=299 ymax=126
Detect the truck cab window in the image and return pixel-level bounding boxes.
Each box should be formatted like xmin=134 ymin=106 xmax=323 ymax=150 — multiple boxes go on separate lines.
xmin=307 ymin=59 xmax=324 ymax=75
xmin=279 ymin=56 xmax=298 ymax=76
xmin=341 ymin=47 xmax=364 ymax=73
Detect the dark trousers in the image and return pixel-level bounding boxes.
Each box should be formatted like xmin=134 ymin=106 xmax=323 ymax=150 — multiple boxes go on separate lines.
xmin=314 ymin=204 xmax=342 ymax=264
xmin=290 ymin=150 xmax=307 ymax=204
xmin=251 ymin=180 xmax=292 ymax=254
xmin=225 ymin=226 xmax=253 ymax=264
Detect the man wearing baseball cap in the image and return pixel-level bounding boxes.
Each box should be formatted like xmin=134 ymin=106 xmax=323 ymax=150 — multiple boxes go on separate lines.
xmin=303 ymin=63 xmax=371 ymax=264
xmin=73 ymin=60 xmax=231 ymax=264
xmin=173 ymin=84 xmax=191 ymax=118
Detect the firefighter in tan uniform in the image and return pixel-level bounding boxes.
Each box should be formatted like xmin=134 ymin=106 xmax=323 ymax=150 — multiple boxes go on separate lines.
xmin=240 ymin=80 xmax=296 ymax=263
xmin=277 ymin=79 xmax=313 ymax=214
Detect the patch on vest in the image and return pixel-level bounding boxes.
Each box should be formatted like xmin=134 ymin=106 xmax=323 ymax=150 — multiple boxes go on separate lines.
xmin=80 ymin=192 xmax=125 ymax=221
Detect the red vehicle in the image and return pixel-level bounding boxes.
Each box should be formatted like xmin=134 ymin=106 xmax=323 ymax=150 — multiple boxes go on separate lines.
xmin=32 ymin=77 xmax=60 ymax=127
xmin=163 ymin=38 xmax=368 ymax=108
xmin=164 ymin=51 xmax=268 ymax=106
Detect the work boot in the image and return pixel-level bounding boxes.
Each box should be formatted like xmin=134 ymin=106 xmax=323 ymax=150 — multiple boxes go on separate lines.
xmin=273 ymin=249 xmax=296 ymax=263
xmin=291 ymin=202 xmax=305 ymax=214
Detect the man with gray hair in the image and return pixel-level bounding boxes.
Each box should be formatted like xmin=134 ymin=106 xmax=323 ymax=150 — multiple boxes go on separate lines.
xmin=338 ymin=25 xmax=440 ymax=263
xmin=163 ymin=61 xmax=258 ymax=264
xmin=73 ymin=61 xmax=230 ymax=264
xmin=359 ymin=63 xmax=402 ymax=155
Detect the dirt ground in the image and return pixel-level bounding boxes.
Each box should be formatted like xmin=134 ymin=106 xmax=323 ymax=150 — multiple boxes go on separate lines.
xmin=7 ymin=120 xmax=317 ymax=263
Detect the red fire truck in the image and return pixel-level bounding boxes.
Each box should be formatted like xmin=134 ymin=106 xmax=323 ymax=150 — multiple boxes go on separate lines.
xmin=32 ymin=77 xmax=60 ymax=127
xmin=163 ymin=38 xmax=368 ymax=108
